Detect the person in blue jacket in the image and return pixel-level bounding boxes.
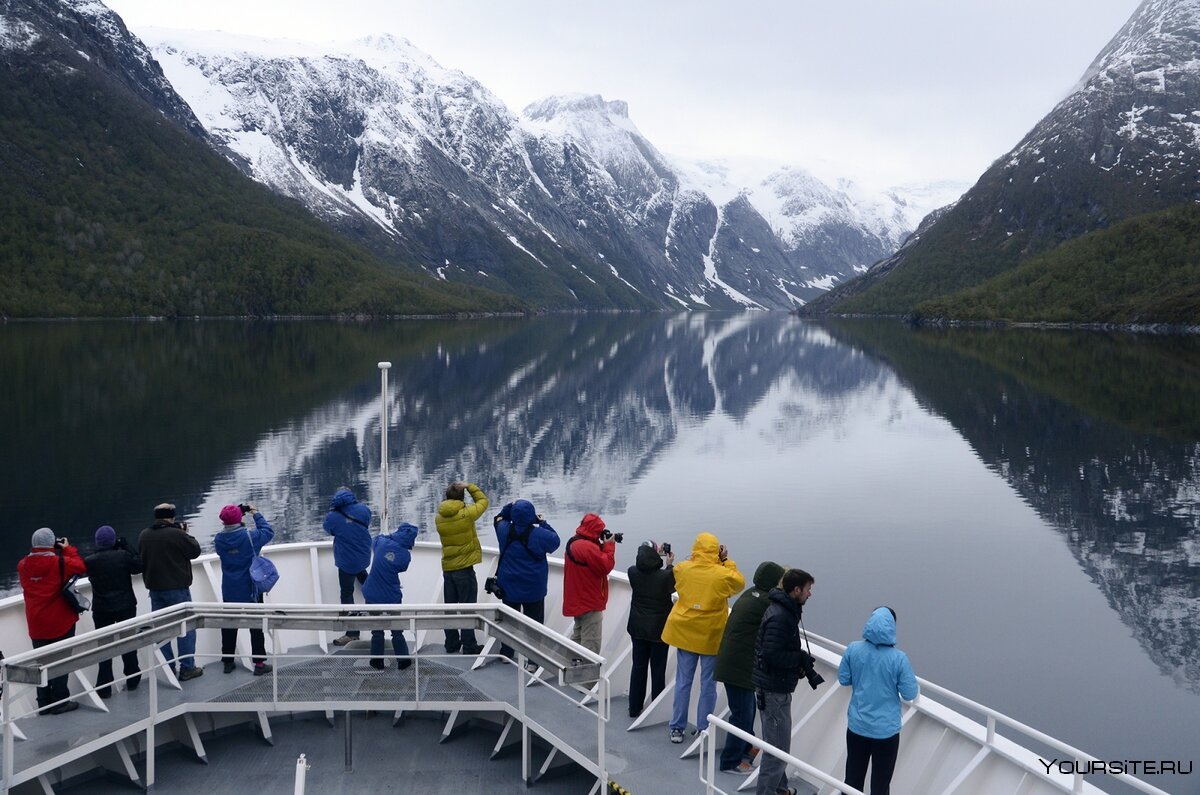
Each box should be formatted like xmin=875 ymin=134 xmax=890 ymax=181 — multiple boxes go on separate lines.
xmin=492 ymin=500 xmax=560 ymax=663
xmin=837 ymin=606 xmax=919 ymax=795
xmin=361 ymin=522 xmax=418 ymax=671
xmin=323 ymin=486 xmax=373 ymax=646
xmin=213 ymin=504 xmax=274 ymax=676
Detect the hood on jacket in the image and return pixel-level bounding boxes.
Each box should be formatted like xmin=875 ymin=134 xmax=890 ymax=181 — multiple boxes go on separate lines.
xmin=689 ymin=532 xmax=721 ymax=564
xmin=510 ymin=499 xmax=537 ymax=528
xmin=752 ymin=561 xmax=784 ymax=591
xmin=863 ymin=606 xmax=897 ymax=646
xmin=438 ymin=498 xmax=465 ymax=518
xmin=330 ymin=487 xmax=357 ymax=511
xmin=388 ymin=522 xmax=419 ymax=549
xmin=635 ymin=542 xmax=664 ymax=572
xmin=576 ymin=513 xmax=605 ymax=540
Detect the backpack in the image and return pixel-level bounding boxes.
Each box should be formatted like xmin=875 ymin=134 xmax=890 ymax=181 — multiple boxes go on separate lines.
xmin=245 ymin=524 xmax=279 ymax=594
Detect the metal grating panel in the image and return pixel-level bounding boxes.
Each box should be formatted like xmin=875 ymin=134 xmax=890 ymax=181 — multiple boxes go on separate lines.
xmin=210 ymin=657 xmax=492 ymax=704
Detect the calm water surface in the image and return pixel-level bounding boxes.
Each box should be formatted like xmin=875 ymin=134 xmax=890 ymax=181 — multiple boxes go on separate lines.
xmin=2 ymin=314 xmax=1198 ymax=792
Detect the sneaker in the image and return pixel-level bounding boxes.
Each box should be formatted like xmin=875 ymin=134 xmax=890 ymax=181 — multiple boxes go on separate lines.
xmin=332 ymin=634 xmax=357 ymax=647
xmin=524 ymin=660 xmax=539 ymax=674
xmin=730 ymin=761 xmax=754 ymax=775
xmin=253 ymin=663 xmax=272 ymax=676
xmin=47 ymin=701 xmax=79 ymax=715
xmin=223 ymin=660 xmax=236 ymax=674
xmin=178 ymin=667 xmax=204 ymax=682
xmin=669 ymin=728 xmax=684 ymax=744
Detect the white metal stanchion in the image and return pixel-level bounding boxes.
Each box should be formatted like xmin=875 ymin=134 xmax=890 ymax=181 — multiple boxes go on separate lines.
xmin=378 ymin=361 xmax=392 ymax=532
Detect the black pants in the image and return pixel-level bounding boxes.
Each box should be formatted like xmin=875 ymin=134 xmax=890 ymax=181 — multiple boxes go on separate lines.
xmin=32 ymin=628 xmax=75 ymax=710
xmin=499 ymin=598 xmax=545 ymax=659
xmin=442 ymin=567 xmax=479 ymax=651
xmin=223 ymin=594 xmax=268 ymax=664
xmin=845 ymin=728 xmax=900 ymax=794
xmin=93 ymin=608 xmax=140 ymax=695
xmin=338 ymin=568 xmax=368 ymax=638
xmin=627 ymin=637 xmax=668 ymax=717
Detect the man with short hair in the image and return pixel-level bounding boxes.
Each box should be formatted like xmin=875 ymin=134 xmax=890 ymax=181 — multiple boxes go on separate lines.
xmin=435 ymin=480 xmax=488 ymax=654
xmin=752 ymin=568 xmax=815 ymax=795
xmin=139 ymin=503 xmax=203 ymax=680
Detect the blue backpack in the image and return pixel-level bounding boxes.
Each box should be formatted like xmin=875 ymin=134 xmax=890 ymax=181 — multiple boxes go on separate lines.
xmin=250 ymin=554 xmax=279 ymax=594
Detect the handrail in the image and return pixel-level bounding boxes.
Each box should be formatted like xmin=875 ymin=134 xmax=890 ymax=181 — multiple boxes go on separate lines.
xmin=699 ymin=714 xmax=865 ymax=795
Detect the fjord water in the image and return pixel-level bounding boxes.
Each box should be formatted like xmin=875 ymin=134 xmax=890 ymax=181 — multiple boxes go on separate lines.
xmin=2 ymin=314 xmax=1197 ymax=791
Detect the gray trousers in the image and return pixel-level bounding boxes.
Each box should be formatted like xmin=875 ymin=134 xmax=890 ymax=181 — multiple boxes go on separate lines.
xmin=756 ymin=690 xmax=792 ymax=795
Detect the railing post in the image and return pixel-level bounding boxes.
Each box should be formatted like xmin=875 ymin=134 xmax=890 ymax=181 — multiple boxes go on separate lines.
xmin=596 ymin=675 xmax=606 ymax=791
xmin=293 ymin=753 xmax=308 ymax=795
xmin=2 ymin=666 xmax=12 ymax=794
xmin=986 ymin=715 xmax=995 ymax=745
xmin=343 ymin=710 xmax=353 ymax=771
xmin=519 ymin=653 xmax=529 ymax=784
xmin=378 ymin=361 xmax=391 ymax=532
xmin=704 ymin=723 xmax=716 ymax=794
xmin=147 ymin=655 xmax=157 ymax=789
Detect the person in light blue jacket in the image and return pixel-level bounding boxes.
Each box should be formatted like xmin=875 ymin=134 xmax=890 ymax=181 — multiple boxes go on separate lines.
xmin=361 ymin=522 xmax=417 ymax=671
xmin=214 ymin=504 xmax=274 ymax=676
xmin=837 ymin=606 xmax=919 ymax=795
xmin=323 ymin=486 xmax=373 ymax=646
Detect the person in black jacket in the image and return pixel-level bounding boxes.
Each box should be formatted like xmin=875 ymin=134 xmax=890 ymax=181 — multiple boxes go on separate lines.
xmin=138 ymin=503 xmax=203 ymax=680
xmin=751 ymin=568 xmax=815 ymax=795
xmin=625 ymin=540 xmax=675 ymax=718
xmin=84 ymin=525 xmax=144 ymax=697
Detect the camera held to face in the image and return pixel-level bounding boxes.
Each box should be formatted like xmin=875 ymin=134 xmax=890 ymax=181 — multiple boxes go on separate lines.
xmin=600 ymin=529 xmax=623 ymax=543
xmin=660 ymin=542 xmax=671 ymax=555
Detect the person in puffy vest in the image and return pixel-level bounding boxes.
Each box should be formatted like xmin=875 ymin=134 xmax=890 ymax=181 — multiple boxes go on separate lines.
xmin=838 ymin=606 xmax=919 ymax=795
xmin=435 ymin=481 xmax=489 ymax=654
xmin=492 ymin=500 xmax=560 ymax=662
xmin=714 ymin=560 xmax=784 ymax=774
xmin=661 ymin=532 xmax=744 ymax=743
xmin=19 ymin=528 xmax=86 ymax=714
xmin=362 ymin=522 xmax=418 ymax=671
xmin=751 ymin=568 xmax=814 ymax=795
xmin=626 ymin=541 xmax=675 ymax=718
xmin=84 ymin=525 xmax=144 ymax=697
xmin=213 ymin=504 xmax=274 ymax=676
xmin=323 ymin=486 xmax=372 ymax=646
xmin=561 ymin=513 xmax=615 ymax=655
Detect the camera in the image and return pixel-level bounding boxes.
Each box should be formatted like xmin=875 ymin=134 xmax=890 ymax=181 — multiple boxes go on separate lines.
xmin=239 ymin=503 xmax=252 ymax=515
xmin=800 ymin=650 xmax=824 ymax=690
xmin=661 ymin=542 xmax=671 ymax=555
xmin=484 ymin=576 xmax=506 ymax=601
xmin=55 ymin=537 xmax=67 ymax=547
xmin=600 ymin=530 xmax=623 ymax=543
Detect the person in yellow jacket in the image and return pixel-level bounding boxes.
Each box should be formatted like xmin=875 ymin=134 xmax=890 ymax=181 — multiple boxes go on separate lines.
xmin=661 ymin=532 xmax=744 ymax=743
xmin=435 ymin=481 xmax=489 ymax=654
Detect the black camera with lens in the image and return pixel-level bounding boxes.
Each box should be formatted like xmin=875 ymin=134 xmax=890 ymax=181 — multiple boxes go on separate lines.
xmin=661 ymin=542 xmax=671 ymax=555
xmin=600 ymin=529 xmax=623 ymax=543
xmin=484 ymin=576 xmax=506 ymax=600
xmin=239 ymin=503 xmax=252 ymax=515
xmin=800 ymin=650 xmax=824 ymax=690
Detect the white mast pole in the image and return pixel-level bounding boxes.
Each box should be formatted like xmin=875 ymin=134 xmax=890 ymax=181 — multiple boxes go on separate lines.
xmin=378 ymin=362 xmax=392 ymax=533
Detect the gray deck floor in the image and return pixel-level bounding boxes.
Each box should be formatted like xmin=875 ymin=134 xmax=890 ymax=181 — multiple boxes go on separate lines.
xmin=11 ymin=642 xmax=810 ymax=795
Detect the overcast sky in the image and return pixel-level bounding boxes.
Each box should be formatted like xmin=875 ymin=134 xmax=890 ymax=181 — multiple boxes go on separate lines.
xmin=105 ymin=0 xmax=1143 ymax=189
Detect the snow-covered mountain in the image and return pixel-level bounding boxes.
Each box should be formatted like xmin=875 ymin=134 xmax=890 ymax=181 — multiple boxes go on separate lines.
xmin=140 ymin=28 xmax=962 ymax=310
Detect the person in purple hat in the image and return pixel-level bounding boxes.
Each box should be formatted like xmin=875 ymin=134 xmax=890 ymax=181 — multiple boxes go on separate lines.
xmin=84 ymin=525 xmax=144 ymax=697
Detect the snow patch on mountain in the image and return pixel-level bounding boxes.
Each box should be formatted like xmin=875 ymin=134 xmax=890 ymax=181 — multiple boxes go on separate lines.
xmin=0 ymin=15 xmax=39 ymax=50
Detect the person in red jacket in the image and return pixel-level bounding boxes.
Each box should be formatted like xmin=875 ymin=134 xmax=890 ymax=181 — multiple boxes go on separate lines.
xmin=18 ymin=527 xmax=86 ymax=714
xmin=562 ymin=513 xmax=616 ymax=654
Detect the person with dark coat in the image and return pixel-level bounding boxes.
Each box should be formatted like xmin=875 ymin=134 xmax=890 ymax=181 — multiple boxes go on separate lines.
xmin=751 ymin=568 xmax=815 ymax=795
xmin=625 ymin=541 xmax=675 ymax=718
xmin=492 ymin=500 xmax=560 ymax=662
xmin=84 ymin=525 xmax=144 ymax=697
xmin=213 ymin=504 xmax=274 ymax=675
xmin=323 ymin=486 xmax=373 ymax=646
xmin=18 ymin=528 xmax=86 ymax=713
xmin=714 ymin=560 xmax=784 ymax=774
xmin=139 ymin=503 xmax=203 ymax=680
xmin=562 ymin=513 xmax=615 ymax=654
xmin=362 ymin=522 xmax=418 ymax=670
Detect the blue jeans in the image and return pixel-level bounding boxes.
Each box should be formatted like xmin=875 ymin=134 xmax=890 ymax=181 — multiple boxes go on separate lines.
xmin=149 ymin=588 xmax=197 ymax=671
xmin=670 ymin=649 xmax=717 ymax=732
xmin=720 ymin=683 xmax=757 ymax=770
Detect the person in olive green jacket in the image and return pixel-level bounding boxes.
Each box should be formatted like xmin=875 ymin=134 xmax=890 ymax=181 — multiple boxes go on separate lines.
xmin=435 ymin=481 xmax=489 ymax=654
xmin=713 ymin=560 xmax=785 ymax=774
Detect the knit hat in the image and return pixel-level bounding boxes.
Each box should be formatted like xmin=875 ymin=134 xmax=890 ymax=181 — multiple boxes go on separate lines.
xmin=95 ymin=525 xmax=117 ymax=549
xmin=218 ymin=504 xmax=244 ymax=526
xmin=154 ymin=502 xmax=176 ymax=519
xmin=31 ymin=527 xmax=56 ymax=548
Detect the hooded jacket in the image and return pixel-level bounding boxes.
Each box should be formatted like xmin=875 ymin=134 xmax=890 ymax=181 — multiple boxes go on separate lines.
xmin=838 ymin=607 xmax=919 ymax=739
xmin=751 ymin=587 xmax=807 ymax=693
xmin=85 ymin=542 xmax=144 ymax=615
xmin=626 ymin=543 xmax=675 ymax=642
xmin=660 ymin=533 xmax=745 ymax=656
xmin=18 ymin=545 xmax=86 ymax=640
xmin=362 ymin=523 xmax=418 ymax=605
xmin=562 ymin=513 xmax=615 ymax=617
xmin=435 ymin=483 xmax=488 ymax=572
xmin=494 ymin=500 xmax=560 ymax=603
xmin=323 ymin=488 xmax=373 ymax=573
xmin=213 ymin=511 xmax=275 ymax=603
xmin=714 ymin=560 xmax=785 ymax=690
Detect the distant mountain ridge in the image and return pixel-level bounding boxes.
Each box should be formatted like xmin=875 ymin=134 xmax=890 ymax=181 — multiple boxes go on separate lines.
xmin=804 ymin=0 xmax=1200 ymax=320
xmin=139 ymin=28 xmax=962 ymax=311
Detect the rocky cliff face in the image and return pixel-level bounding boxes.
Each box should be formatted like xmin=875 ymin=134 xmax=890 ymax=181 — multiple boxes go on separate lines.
xmin=140 ymin=29 xmax=958 ymax=310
